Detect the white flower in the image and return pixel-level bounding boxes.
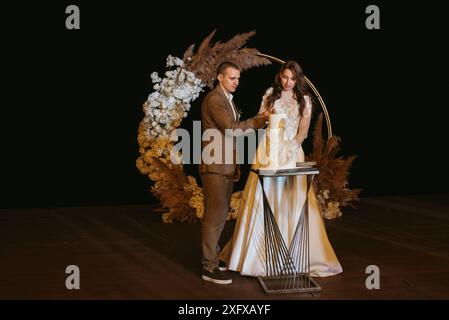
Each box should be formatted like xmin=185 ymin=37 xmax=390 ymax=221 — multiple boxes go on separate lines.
xmin=159 ymin=115 xmax=170 ymax=124
xmin=167 ymin=96 xmax=176 ymax=108
xmin=186 ymin=71 xmax=195 ymax=82
xmin=165 ymin=70 xmax=176 ymax=79
xmin=148 ymin=91 xmax=160 ymax=101
xmin=178 ymin=71 xmax=186 ymax=82
xmin=166 ymin=55 xmax=184 ymax=67
xmin=173 ymin=86 xmax=189 ymax=100
xmin=151 ymin=72 xmax=161 ymax=83
xmin=163 ymin=86 xmax=173 ymax=94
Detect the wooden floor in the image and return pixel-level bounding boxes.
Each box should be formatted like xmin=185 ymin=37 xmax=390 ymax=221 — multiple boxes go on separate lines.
xmin=1 ymin=195 xmax=448 ymax=299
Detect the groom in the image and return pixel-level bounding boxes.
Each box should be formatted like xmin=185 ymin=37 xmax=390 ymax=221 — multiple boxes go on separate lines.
xmin=199 ymin=61 xmax=270 ymax=284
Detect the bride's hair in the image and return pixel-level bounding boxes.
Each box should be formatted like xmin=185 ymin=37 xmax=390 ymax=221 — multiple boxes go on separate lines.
xmin=266 ymin=60 xmax=312 ymax=117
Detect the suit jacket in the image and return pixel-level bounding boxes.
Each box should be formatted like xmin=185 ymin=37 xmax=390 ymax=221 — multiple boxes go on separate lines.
xmin=199 ymin=86 xmax=267 ymax=177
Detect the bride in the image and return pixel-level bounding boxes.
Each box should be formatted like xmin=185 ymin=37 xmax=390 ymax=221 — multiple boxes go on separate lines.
xmin=219 ymin=61 xmax=343 ymax=277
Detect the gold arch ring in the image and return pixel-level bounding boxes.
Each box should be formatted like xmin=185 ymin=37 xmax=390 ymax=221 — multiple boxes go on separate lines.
xmin=257 ymin=53 xmax=333 ymax=139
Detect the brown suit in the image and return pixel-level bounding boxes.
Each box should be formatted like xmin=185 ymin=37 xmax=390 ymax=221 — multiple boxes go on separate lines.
xmin=199 ymin=86 xmax=266 ymax=271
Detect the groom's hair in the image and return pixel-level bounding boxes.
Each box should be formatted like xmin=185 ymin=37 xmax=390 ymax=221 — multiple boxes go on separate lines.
xmin=216 ymin=61 xmax=240 ymax=76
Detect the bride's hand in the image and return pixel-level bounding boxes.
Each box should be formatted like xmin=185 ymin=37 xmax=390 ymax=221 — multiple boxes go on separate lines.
xmin=261 ymin=107 xmax=274 ymax=120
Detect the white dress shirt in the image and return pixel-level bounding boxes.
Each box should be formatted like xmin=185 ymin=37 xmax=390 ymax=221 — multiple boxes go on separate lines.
xmin=221 ymin=86 xmax=238 ymax=121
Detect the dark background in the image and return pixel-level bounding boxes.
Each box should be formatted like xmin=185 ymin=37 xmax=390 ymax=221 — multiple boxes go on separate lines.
xmin=2 ymin=1 xmax=448 ymax=208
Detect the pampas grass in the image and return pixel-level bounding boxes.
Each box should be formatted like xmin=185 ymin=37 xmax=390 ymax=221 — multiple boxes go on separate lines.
xmin=183 ymin=30 xmax=271 ymax=88
xmin=307 ymin=113 xmax=361 ymax=218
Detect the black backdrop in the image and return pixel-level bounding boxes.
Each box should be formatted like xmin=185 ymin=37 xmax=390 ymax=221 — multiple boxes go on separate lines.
xmin=2 ymin=1 xmax=448 ymax=208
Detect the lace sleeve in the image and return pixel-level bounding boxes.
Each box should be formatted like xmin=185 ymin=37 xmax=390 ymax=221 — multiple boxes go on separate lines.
xmin=278 ymin=96 xmax=312 ymax=165
xmin=258 ymin=87 xmax=273 ymax=114
xmin=295 ymin=95 xmax=312 ymax=145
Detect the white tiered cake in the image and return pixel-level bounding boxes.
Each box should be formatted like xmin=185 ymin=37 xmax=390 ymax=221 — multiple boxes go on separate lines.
xmin=257 ymin=113 xmax=316 ymax=173
xmin=263 ymin=113 xmax=296 ymax=170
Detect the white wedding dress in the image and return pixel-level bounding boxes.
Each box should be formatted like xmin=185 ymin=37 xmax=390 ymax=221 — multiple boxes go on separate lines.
xmin=220 ymin=88 xmax=343 ymax=277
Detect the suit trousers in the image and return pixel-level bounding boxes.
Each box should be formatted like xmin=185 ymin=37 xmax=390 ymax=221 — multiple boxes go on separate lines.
xmin=200 ymin=172 xmax=234 ymax=271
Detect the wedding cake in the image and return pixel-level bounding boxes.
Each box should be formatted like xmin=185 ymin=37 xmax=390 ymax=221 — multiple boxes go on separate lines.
xmin=257 ymin=113 xmax=316 ymax=172
xmin=262 ymin=113 xmax=296 ymax=170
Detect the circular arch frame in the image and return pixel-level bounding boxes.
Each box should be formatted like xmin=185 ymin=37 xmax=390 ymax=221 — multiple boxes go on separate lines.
xmin=257 ymin=53 xmax=333 ymax=140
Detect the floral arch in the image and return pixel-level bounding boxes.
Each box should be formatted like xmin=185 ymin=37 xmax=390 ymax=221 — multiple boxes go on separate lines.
xmin=136 ymin=30 xmax=360 ymax=223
